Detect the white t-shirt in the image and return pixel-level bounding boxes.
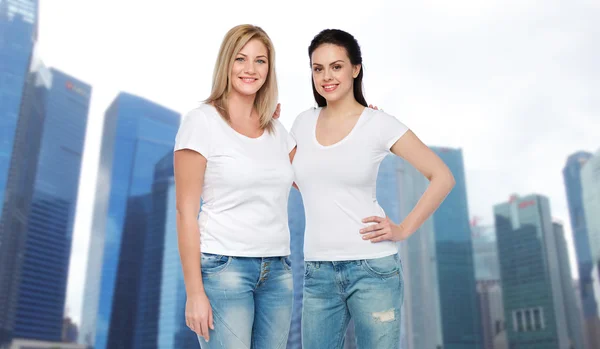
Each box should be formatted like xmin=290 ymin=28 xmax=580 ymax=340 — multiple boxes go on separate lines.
xmin=291 ymin=107 xmax=409 ymax=261
xmin=174 ymin=104 xmax=295 ymax=257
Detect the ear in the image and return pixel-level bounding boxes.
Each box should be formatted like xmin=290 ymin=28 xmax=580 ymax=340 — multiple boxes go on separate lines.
xmin=353 ymin=64 xmax=362 ymax=78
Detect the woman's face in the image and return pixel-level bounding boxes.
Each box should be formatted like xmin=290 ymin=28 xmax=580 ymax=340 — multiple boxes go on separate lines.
xmin=230 ymin=39 xmax=269 ymax=97
xmin=311 ymin=43 xmax=360 ymax=104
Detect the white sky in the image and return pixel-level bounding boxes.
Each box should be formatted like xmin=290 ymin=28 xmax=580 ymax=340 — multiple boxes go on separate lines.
xmin=36 ymin=0 xmax=600 ymax=325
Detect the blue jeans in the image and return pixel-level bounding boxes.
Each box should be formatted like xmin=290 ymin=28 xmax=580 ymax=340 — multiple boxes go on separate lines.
xmin=198 ymin=253 xmax=293 ymax=349
xmin=302 ymin=254 xmax=404 ymax=349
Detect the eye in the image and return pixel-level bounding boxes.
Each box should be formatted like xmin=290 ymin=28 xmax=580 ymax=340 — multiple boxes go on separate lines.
xmin=257 ymin=59 xmax=266 ymax=64
xmin=235 ymin=57 xmax=245 ymax=62
xmin=313 ymin=67 xmax=322 ymax=72
xmin=333 ymin=65 xmax=342 ymax=70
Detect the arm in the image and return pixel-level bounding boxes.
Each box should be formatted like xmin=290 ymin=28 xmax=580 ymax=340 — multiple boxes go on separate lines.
xmin=289 ymin=146 xmax=299 ymax=190
xmin=174 ymin=149 xmax=213 ymax=340
xmin=361 ymin=130 xmax=455 ymax=242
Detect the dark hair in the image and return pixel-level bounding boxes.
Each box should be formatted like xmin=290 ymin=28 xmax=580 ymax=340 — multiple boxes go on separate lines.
xmin=308 ymin=29 xmax=367 ymax=107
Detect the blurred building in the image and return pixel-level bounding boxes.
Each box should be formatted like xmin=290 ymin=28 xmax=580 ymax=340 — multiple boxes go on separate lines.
xmin=431 ymin=146 xmax=481 ymax=349
xmin=62 ymin=318 xmax=78 ymax=343
xmin=564 ymin=151 xmax=600 ymax=348
xmin=472 ymin=224 xmax=507 ymax=349
xmin=494 ymin=194 xmax=570 ymax=348
xmin=395 ymin=155 xmax=443 ymax=349
xmin=581 ymin=148 xmax=600 ymax=348
xmin=0 ymin=0 xmax=39 ymax=346
xmin=78 ymin=93 xmax=179 ymax=349
xmin=14 ymin=67 xmax=90 ymax=342
xmin=0 ymin=27 xmax=90 ymax=347
xmin=554 ymin=222 xmax=587 ymax=349
xmin=133 ymin=152 xmax=198 ymax=349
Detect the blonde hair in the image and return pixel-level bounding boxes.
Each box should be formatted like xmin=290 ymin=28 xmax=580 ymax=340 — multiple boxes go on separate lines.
xmin=206 ymin=24 xmax=277 ymax=132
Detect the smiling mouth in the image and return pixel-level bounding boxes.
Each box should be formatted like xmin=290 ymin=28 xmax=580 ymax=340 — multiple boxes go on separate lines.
xmin=240 ymin=77 xmax=258 ymax=83
xmin=323 ymin=84 xmax=338 ymax=92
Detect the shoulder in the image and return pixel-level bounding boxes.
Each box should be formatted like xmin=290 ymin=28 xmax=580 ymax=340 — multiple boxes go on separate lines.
xmin=271 ymin=118 xmax=291 ymax=134
xmin=292 ymin=107 xmax=319 ymax=128
xmin=181 ymin=104 xmax=220 ymax=126
xmin=365 ymin=108 xmax=408 ymax=127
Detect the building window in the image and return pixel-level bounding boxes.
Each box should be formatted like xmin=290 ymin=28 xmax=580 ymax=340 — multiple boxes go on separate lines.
xmin=516 ymin=310 xmax=524 ymax=332
xmin=524 ymin=309 xmax=532 ymax=331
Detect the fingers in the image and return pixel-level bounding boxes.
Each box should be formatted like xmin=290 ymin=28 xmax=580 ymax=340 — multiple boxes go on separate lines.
xmin=273 ymin=103 xmax=281 ymax=119
xmin=209 ymin=308 xmax=214 ymax=330
xmin=200 ymin=317 xmax=210 ymax=342
xmin=362 ymin=229 xmax=388 ymax=241
xmin=370 ymin=234 xmax=391 ymax=243
xmin=360 ymin=223 xmax=383 ymax=234
xmin=360 ymin=217 xmax=393 ymax=242
xmin=187 ymin=315 xmax=211 ymax=341
xmin=362 ymin=216 xmax=383 ymax=224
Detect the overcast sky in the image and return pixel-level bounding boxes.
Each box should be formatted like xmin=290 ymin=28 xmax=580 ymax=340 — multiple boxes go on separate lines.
xmin=37 ymin=0 xmax=599 ymax=325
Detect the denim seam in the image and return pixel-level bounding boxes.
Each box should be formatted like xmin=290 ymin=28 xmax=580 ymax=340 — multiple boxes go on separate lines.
xmin=211 ymin=306 xmax=250 ymax=348
xmin=336 ymin=310 xmax=349 ymax=349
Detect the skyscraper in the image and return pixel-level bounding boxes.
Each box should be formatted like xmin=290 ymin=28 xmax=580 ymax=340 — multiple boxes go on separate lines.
xmin=581 ymin=149 xmax=600 ymax=348
xmin=0 ymin=42 xmax=91 ymax=346
xmin=554 ymin=222 xmax=587 ymax=349
xmin=494 ymin=194 xmax=570 ymax=349
xmin=0 ymin=0 xmax=38 ymax=216
xmin=79 ymin=93 xmax=180 ymax=349
xmin=563 ymin=152 xmax=598 ymax=323
xmin=431 ymin=146 xmax=481 ymax=349
xmin=472 ymin=225 xmax=506 ymax=349
xmin=13 ymin=67 xmax=90 ymax=342
xmin=395 ymin=156 xmax=443 ymax=349
xmin=0 ymin=1 xmax=39 ymax=345
xmin=132 ymin=152 xmax=198 ymax=349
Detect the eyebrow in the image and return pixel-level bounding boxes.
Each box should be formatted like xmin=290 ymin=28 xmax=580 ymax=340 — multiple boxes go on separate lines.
xmin=312 ymin=60 xmax=344 ymax=66
xmin=237 ymin=53 xmax=268 ymax=59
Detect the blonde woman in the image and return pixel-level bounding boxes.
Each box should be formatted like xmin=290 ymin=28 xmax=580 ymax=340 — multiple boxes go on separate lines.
xmin=173 ymin=25 xmax=295 ymax=349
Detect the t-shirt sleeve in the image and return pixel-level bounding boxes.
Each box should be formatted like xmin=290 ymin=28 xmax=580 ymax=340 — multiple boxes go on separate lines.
xmin=290 ymin=109 xmax=308 ymax=145
xmin=274 ymin=119 xmax=296 ymax=153
xmin=174 ymin=109 xmax=211 ymax=157
xmin=378 ymin=111 xmax=410 ymax=152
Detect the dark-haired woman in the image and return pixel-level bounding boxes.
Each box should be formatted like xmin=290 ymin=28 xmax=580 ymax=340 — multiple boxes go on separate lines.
xmin=289 ymin=29 xmax=456 ymax=349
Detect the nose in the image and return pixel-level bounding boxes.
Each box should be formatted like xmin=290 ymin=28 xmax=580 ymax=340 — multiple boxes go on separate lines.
xmin=244 ymin=60 xmax=255 ymax=74
xmin=323 ymin=68 xmax=332 ymax=81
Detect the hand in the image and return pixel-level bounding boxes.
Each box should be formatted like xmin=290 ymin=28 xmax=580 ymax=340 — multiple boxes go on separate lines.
xmin=186 ymin=292 xmax=214 ymax=341
xmin=368 ymin=104 xmax=382 ymax=111
xmin=273 ymin=103 xmax=281 ymax=119
xmin=360 ymin=216 xmax=408 ymax=242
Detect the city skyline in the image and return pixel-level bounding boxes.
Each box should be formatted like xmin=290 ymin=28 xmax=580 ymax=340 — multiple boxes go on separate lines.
xmin=25 ymin=0 xmax=600 ymax=327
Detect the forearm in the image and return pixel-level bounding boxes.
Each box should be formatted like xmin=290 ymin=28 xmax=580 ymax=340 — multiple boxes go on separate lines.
xmin=399 ymin=172 xmax=455 ymax=237
xmin=177 ymin=212 xmax=204 ymax=296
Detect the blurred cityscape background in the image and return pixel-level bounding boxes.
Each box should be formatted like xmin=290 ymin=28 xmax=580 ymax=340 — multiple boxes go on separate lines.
xmin=1 ymin=0 xmax=599 ymax=348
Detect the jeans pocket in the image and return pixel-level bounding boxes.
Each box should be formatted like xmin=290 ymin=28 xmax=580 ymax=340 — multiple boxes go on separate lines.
xmin=201 ymin=253 xmax=231 ymax=276
xmin=282 ymin=256 xmax=292 ymax=272
xmin=362 ymin=254 xmax=400 ymax=279
xmin=304 ymin=262 xmax=314 ymax=279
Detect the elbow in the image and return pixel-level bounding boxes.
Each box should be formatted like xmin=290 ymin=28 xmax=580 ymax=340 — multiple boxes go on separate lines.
xmin=447 ymin=170 xmax=456 ymax=190
xmin=430 ymin=169 xmax=455 ymax=192
xmin=175 ymin=204 xmax=199 ymax=222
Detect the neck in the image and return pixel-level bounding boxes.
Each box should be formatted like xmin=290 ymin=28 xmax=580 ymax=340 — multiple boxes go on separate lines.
xmin=323 ymin=92 xmax=364 ymax=119
xmin=227 ymin=90 xmax=256 ymax=120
